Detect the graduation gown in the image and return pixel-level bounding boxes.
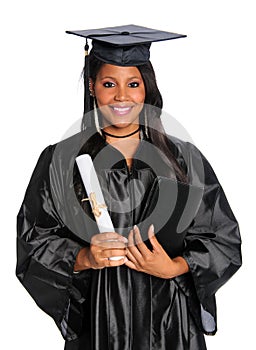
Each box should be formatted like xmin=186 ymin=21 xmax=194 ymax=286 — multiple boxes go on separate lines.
xmin=16 ymin=130 xmax=242 ymax=350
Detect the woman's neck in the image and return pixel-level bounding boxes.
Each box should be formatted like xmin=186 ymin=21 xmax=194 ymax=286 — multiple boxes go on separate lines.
xmin=104 ymin=126 xmax=141 ymax=170
xmin=102 ymin=124 xmax=140 ymax=139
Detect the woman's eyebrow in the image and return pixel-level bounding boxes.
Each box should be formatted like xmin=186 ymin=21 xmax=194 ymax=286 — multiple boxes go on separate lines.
xmin=99 ymin=75 xmax=142 ymax=80
xmin=99 ymin=76 xmax=116 ymax=80
xmin=128 ymin=76 xmax=143 ymax=81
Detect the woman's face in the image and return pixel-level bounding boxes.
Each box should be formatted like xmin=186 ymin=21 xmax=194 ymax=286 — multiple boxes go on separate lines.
xmin=92 ymin=64 xmax=145 ymax=129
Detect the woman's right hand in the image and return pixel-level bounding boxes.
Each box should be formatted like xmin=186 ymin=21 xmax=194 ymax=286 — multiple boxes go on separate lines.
xmin=74 ymin=232 xmax=128 ymax=271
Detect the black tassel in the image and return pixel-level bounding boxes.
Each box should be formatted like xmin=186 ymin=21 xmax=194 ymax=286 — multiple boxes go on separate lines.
xmin=83 ymin=39 xmax=90 ymax=117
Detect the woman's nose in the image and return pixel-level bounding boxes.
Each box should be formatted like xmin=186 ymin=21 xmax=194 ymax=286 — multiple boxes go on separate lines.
xmin=114 ymin=86 xmax=129 ymax=101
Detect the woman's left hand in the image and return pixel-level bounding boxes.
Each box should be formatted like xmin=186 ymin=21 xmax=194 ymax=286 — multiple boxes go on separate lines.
xmin=125 ymin=224 xmax=189 ymax=279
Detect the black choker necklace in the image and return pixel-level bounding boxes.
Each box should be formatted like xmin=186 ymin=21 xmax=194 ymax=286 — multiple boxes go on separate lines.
xmin=102 ymin=126 xmax=141 ymax=138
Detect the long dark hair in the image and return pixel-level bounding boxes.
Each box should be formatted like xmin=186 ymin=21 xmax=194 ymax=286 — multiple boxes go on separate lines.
xmin=81 ymin=55 xmax=187 ymax=183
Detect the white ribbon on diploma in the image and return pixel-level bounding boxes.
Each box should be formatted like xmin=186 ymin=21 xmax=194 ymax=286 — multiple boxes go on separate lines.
xmin=76 ymin=154 xmax=124 ymax=260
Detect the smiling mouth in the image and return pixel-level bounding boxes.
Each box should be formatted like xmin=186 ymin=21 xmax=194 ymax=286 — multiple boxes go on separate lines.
xmin=110 ymin=105 xmax=134 ymax=116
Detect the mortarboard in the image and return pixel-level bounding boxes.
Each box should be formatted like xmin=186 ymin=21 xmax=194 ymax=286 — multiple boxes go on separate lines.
xmin=66 ymin=24 xmax=186 ymax=117
xmin=66 ymin=24 xmax=186 ymax=66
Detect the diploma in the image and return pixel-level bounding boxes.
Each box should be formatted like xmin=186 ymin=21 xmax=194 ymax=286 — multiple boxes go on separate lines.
xmin=76 ymin=154 xmax=124 ymax=260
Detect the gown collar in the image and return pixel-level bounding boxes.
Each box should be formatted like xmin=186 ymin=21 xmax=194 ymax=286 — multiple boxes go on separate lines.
xmin=81 ymin=128 xmax=150 ymax=171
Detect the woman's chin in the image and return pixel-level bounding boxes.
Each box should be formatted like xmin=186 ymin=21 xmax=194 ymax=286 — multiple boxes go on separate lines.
xmin=103 ymin=118 xmax=140 ymax=130
xmin=110 ymin=122 xmax=138 ymax=129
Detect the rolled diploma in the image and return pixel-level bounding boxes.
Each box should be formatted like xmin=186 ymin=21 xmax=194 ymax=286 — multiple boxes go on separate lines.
xmin=76 ymin=154 xmax=124 ymax=260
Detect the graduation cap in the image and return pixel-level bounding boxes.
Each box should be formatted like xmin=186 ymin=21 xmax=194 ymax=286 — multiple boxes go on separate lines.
xmin=66 ymin=24 xmax=186 ymax=117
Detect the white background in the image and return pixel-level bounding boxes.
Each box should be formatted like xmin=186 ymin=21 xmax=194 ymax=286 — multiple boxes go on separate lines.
xmin=1 ymin=0 xmax=255 ymax=349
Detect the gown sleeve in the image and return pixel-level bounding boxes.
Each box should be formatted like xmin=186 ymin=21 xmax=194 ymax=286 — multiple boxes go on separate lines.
xmin=16 ymin=145 xmax=91 ymax=341
xmin=180 ymin=143 xmax=242 ymax=334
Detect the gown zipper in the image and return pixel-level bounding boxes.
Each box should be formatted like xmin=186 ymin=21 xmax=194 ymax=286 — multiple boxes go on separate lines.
xmin=125 ymin=160 xmax=135 ymax=350
xmin=126 ymin=160 xmax=135 ymax=229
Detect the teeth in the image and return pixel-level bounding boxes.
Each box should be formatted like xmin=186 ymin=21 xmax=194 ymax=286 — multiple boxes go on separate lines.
xmin=113 ymin=107 xmax=131 ymax=111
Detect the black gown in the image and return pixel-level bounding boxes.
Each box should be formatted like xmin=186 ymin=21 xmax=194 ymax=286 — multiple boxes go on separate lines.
xmin=16 ymin=130 xmax=242 ymax=350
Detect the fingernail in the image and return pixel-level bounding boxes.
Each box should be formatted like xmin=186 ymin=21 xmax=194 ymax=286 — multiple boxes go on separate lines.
xmin=150 ymin=224 xmax=154 ymax=234
xmin=133 ymin=225 xmax=138 ymax=231
xmin=122 ymin=236 xmax=128 ymax=243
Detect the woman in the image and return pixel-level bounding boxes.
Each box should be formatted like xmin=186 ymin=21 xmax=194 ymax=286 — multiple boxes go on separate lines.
xmin=16 ymin=25 xmax=242 ymax=350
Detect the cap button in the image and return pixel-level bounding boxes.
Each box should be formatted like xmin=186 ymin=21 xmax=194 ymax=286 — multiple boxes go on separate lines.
xmin=121 ymin=31 xmax=130 ymax=35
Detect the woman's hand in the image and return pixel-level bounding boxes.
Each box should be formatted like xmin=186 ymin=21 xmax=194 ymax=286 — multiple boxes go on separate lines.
xmin=74 ymin=232 xmax=128 ymax=271
xmin=125 ymin=225 xmax=189 ymax=279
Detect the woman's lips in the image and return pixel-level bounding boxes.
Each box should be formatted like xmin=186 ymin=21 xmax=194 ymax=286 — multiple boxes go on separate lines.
xmin=110 ymin=105 xmax=134 ymax=116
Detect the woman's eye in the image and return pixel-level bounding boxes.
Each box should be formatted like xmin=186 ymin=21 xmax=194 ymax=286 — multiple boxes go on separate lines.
xmin=103 ymin=82 xmax=115 ymax=88
xmin=128 ymin=82 xmax=139 ymax=88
